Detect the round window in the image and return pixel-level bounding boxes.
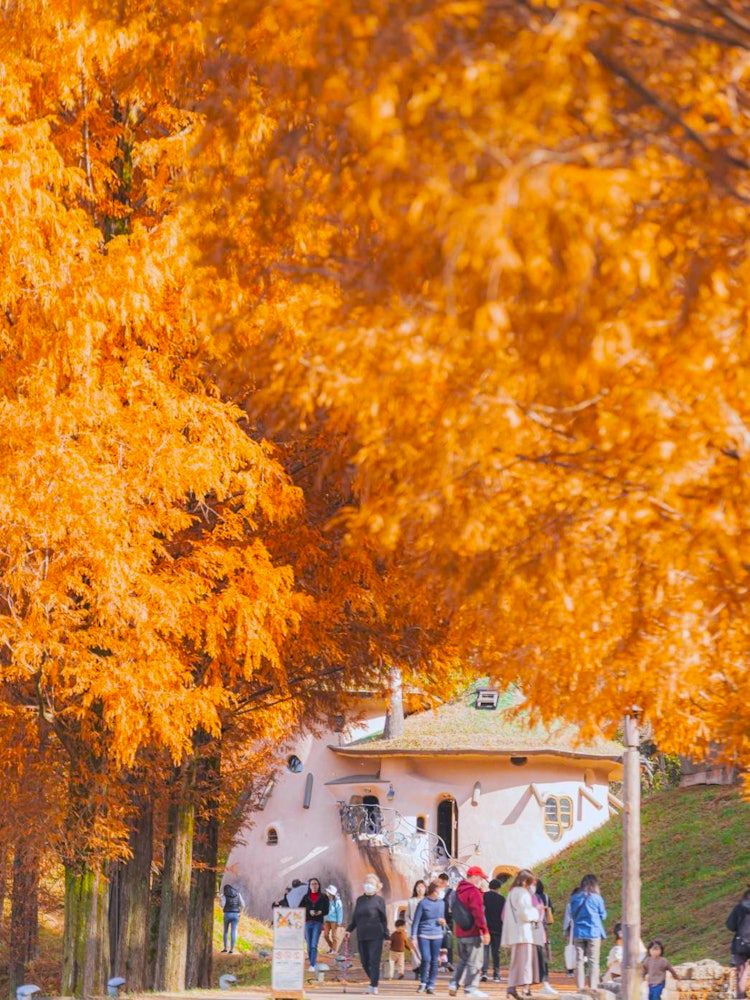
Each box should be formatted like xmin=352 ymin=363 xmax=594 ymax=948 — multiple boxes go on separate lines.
xmin=287 ymin=754 xmax=303 ymax=773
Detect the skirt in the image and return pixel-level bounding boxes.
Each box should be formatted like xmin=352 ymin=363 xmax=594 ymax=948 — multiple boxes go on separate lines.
xmin=508 ymin=943 xmax=539 ymax=987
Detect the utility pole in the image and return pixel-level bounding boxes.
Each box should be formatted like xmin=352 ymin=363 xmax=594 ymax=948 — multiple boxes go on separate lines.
xmin=621 ymin=712 xmax=642 ymax=1000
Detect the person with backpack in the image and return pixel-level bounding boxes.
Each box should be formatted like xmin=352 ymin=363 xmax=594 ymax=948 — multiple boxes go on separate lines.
xmin=501 ymin=869 xmax=540 ymax=1000
xmin=300 ymin=876 xmax=330 ymax=972
xmin=448 ymin=866 xmax=490 ymax=998
xmin=221 ymin=883 xmax=245 ymax=953
xmin=727 ymin=885 xmax=750 ymax=998
xmin=570 ymin=874 xmax=607 ymax=991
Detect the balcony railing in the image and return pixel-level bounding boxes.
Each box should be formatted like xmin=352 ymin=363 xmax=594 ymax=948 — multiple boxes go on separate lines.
xmin=337 ymin=801 xmax=467 ymax=881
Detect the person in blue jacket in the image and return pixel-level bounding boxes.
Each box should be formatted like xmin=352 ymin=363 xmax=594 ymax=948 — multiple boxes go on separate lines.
xmin=411 ymin=881 xmax=448 ymax=995
xmin=571 ymin=874 xmax=607 ymax=991
xmin=324 ymin=884 xmax=345 ymax=955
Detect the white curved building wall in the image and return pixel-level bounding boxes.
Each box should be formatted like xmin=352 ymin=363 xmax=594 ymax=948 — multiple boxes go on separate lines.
xmin=226 ymin=713 xmax=617 ymax=920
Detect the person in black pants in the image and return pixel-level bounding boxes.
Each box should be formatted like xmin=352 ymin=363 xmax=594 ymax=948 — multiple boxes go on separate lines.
xmin=481 ymin=879 xmax=505 ymax=982
xmin=438 ymin=873 xmax=455 ymax=972
xmin=345 ymin=876 xmax=390 ymax=995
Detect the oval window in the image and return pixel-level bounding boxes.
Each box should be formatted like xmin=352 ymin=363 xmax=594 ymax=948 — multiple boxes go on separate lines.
xmin=266 ymin=827 xmax=279 ymax=845
xmin=287 ymin=754 xmax=303 ymax=773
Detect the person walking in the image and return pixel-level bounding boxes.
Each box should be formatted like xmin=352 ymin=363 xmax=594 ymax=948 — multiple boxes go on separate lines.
xmin=301 ymin=876 xmax=330 ymax=972
xmin=438 ymin=874 xmax=456 ymax=973
xmin=532 ymin=878 xmax=556 ymax=996
xmin=411 ymin=880 xmax=448 ymax=995
xmin=389 ymin=920 xmax=410 ymax=980
xmin=642 ymin=940 xmax=680 ymax=1000
xmin=324 ymin=884 xmax=345 ymax=955
xmin=448 ymin=865 xmax=491 ymax=999
xmin=727 ymin=886 xmax=750 ymax=998
xmin=221 ymin=883 xmax=245 ymax=954
xmin=408 ymin=881 xmax=428 ymax=979
xmin=345 ymin=875 xmax=390 ymax=995
xmin=570 ymin=874 xmax=607 ymax=991
xmin=562 ymin=885 xmax=580 ymax=977
xmin=501 ymin=869 xmax=540 ymax=1000
xmin=481 ymin=878 xmax=505 ymax=983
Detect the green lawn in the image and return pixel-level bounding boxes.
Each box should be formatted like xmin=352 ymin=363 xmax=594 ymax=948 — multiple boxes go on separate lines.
xmin=213 ymin=907 xmax=273 ymax=987
xmin=537 ymin=785 xmax=750 ymax=967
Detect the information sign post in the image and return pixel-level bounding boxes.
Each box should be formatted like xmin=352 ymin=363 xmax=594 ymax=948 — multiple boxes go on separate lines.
xmin=272 ymin=908 xmax=305 ymax=1000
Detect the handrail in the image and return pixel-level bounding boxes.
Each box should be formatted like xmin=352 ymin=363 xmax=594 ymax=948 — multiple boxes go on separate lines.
xmin=337 ymin=801 xmax=468 ymax=880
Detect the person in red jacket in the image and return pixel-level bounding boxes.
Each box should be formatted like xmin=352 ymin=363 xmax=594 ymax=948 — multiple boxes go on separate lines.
xmin=449 ymin=866 xmax=491 ymax=998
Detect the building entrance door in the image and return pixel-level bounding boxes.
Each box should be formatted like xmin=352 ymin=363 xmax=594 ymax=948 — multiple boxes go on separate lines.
xmin=436 ymin=797 xmax=458 ymax=858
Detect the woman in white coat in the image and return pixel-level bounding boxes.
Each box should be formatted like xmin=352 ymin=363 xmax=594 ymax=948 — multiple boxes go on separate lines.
xmin=501 ymin=870 xmax=540 ymax=999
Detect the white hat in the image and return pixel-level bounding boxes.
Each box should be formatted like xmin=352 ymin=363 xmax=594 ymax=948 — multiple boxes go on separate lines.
xmin=326 ymin=884 xmax=338 ymax=895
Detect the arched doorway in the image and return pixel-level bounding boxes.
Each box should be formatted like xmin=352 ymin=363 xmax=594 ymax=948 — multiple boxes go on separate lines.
xmin=436 ymin=797 xmax=458 ymax=858
xmin=491 ymin=865 xmax=518 ymax=888
xmin=363 ymin=793 xmax=382 ymax=834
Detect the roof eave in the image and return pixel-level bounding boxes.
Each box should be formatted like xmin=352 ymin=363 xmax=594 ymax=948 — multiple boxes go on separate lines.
xmin=328 ymin=744 xmax=623 ymax=764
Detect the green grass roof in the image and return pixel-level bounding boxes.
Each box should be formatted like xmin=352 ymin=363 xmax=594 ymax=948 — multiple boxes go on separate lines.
xmin=335 ymin=684 xmax=622 ymax=761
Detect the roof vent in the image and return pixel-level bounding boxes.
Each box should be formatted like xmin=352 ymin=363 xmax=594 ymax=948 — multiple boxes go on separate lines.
xmin=475 ymin=689 xmax=499 ymax=710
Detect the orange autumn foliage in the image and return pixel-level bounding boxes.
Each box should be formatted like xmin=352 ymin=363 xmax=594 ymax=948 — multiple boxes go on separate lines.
xmin=197 ymin=0 xmax=750 ymax=769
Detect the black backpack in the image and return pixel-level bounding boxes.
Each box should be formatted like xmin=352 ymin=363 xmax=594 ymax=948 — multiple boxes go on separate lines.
xmin=736 ymin=912 xmax=750 ymax=957
xmin=451 ymin=894 xmax=475 ymax=932
xmin=224 ymin=886 xmax=241 ymax=913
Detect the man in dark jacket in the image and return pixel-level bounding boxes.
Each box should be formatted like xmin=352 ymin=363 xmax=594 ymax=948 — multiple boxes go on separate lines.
xmin=727 ymin=887 xmax=750 ymax=999
xmin=449 ymin=866 xmax=490 ymax=998
xmin=481 ymin=879 xmax=505 ymax=982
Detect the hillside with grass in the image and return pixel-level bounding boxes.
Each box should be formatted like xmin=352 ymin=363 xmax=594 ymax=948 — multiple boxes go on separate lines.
xmin=538 ymin=785 xmax=750 ymax=967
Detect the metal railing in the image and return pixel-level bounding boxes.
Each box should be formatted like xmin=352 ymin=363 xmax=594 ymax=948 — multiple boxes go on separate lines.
xmin=337 ymin=801 xmax=467 ymax=880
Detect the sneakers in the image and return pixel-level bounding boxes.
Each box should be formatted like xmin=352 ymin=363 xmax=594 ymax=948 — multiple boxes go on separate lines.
xmin=493 ymin=976 xmax=501 ymax=984
xmin=466 ymin=991 xmax=489 ymax=998
xmin=481 ymin=975 xmax=489 ymax=983
xmin=308 ymin=965 xmax=316 ymax=973
xmin=540 ymin=984 xmax=558 ymax=996
xmin=449 ymin=985 xmax=458 ymax=997
xmin=426 ymin=990 xmax=435 ymax=995
xmin=221 ymin=948 xmax=228 ymax=954
xmin=417 ymin=987 xmax=427 ymax=994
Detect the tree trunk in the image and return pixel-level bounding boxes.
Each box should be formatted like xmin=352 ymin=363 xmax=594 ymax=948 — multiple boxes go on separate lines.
xmin=0 ymin=845 xmax=9 ymax=936
xmin=186 ymin=807 xmax=219 ymax=988
xmin=621 ymin=714 xmax=642 ymax=1000
xmin=61 ymin=865 xmax=110 ymax=998
xmin=154 ymin=793 xmax=194 ymax=991
xmin=110 ymin=796 xmax=153 ymax=990
xmin=9 ymin=842 xmax=40 ymax=998
xmin=382 ymin=665 xmax=405 ymax=739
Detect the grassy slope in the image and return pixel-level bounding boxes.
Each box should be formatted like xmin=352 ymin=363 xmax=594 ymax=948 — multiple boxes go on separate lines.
xmin=538 ymin=785 xmax=750 ymax=967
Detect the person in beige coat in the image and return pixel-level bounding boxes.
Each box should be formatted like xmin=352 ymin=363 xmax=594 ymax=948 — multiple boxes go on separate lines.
xmin=501 ymin=870 xmax=540 ymax=999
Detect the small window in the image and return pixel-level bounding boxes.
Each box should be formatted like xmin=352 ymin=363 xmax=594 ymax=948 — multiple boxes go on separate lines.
xmin=333 ymin=715 xmax=346 ymax=733
xmin=287 ymin=754 xmax=303 ymax=773
xmin=510 ymin=756 xmax=528 ymax=766
xmin=543 ymin=795 xmax=574 ymax=841
xmin=416 ymin=815 xmax=426 ymax=833
xmin=475 ymin=689 xmax=499 ymax=710
xmin=266 ymin=827 xmax=279 ymax=845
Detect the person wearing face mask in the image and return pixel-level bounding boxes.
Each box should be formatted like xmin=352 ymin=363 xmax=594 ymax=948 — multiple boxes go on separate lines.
xmin=448 ymin=866 xmax=491 ymax=999
xmin=407 ymin=881 xmax=428 ymax=979
xmin=345 ymin=875 xmax=389 ymax=995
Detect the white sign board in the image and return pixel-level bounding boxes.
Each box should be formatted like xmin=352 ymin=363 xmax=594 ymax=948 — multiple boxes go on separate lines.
xmin=272 ymin=949 xmax=305 ymax=993
xmin=272 ymin=908 xmax=305 ymax=998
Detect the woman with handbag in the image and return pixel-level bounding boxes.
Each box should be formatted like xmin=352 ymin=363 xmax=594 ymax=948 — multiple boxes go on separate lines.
xmin=501 ymin=870 xmax=540 ymax=1000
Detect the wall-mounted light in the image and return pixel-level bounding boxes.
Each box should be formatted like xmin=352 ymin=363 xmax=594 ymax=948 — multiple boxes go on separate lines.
xmin=386 ymin=783 xmax=395 ymax=801
xmin=471 ymin=781 xmax=481 ymax=807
